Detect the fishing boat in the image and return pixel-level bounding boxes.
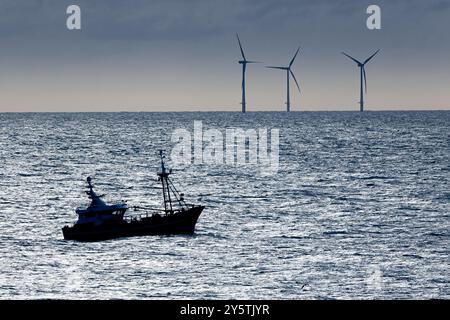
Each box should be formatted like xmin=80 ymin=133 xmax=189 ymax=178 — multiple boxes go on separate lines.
xmin=62 ymin=151 xmax=204 ymax=241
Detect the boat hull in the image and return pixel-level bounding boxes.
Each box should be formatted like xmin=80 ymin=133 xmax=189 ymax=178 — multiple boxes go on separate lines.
xmin=62 ymin=206 xmax=204 ymax=242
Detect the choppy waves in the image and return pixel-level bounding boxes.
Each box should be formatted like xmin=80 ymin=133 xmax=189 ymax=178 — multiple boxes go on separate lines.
xmin=0 ymin=111 xmax=449 ymax=299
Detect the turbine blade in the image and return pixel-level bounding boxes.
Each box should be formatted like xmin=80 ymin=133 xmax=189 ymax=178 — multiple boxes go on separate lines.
xmin=236 ymin=34 xmax=246 ymax=61
xmin=289 ymin=47 xmax=301 ymax=68
xmin=242 ymin=69 xmax=246 ymax=90
xmin=290 ymin=70 xmax=301 ymax=93
xmin=342 ymin=52 xmax=362 ymax=65
xmin=246 ymin=61 xmax=262 ymax=64
xmin=364 ymin=49 xmax=380 ymax=65
xmin=363 ymin=66 xmax=367 ymax=94
xmin=266 ymin=66 xmax=287 ymax=70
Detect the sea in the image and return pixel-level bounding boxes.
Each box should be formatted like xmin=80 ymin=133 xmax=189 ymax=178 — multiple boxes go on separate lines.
xmin=0 ymin=111 xmax=448 ymax=299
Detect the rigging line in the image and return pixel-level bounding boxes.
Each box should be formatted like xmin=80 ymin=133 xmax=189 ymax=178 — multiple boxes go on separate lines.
xmin=167 ymin=178 xmax=187 ymax=208
xmin=165 ymin=177 xmax=173 ymax=212
xmin=167 ymin=179 xmax=184 ymax=208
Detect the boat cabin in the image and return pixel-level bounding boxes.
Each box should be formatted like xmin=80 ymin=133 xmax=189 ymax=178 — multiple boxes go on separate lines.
xmin=74 ymin=177 xmax=128 ymax=226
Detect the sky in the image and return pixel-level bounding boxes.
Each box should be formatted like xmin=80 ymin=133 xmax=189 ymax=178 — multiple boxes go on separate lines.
xmin=0 ymin=0 xmax=449 ymax=112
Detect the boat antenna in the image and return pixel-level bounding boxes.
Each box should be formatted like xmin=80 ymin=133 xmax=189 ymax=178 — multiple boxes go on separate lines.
xmin=159 ymin=150 xmax=167 ymax=175
xmin=85 ymin=176 xmax=106 ymax=207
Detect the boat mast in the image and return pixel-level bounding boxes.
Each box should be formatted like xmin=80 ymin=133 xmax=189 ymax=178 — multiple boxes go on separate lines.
xmin=158 ymin=150 xmax=173 ymax=213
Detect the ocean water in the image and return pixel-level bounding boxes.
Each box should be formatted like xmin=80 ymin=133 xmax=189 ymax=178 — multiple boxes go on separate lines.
xmin=0 ymin=111 xmax=448 ymax=299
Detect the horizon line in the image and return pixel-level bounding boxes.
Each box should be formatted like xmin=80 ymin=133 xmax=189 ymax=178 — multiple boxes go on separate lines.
xmin=0 ymin=109 xmax=449 ymax=113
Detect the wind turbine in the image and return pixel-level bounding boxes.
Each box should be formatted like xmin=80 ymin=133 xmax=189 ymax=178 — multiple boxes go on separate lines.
xmin=342 ymin=49 xmax=380 ymax=112
xmin=237 ymin=34 xmax=259 ymax=113
xmin=266 ymin=47 xmax=301 ymax=112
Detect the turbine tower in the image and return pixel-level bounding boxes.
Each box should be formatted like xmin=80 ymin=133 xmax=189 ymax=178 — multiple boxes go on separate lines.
xmin=342 ymin=49 xmax=380 ymax=112
xmin=266 ymin=47 xmax=301 ymax=112
xmin=237 ymin=34 xmax=259 ymax=113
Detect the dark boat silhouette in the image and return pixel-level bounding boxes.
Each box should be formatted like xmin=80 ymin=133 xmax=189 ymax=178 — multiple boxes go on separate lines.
xmin=62 ymin=151 xmax=204 ymax=241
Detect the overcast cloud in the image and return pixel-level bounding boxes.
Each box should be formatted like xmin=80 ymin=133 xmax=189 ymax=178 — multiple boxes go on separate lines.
xmin=0 ymin=0 xmax=449 ymax=111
